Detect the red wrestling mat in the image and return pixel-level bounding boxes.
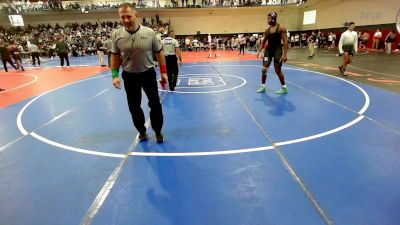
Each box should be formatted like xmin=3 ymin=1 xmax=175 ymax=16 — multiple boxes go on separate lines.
xmin=0 ymin=66 xmax=109 ymax=109
xmin=182 ymin=50 xmax=258 ymax=63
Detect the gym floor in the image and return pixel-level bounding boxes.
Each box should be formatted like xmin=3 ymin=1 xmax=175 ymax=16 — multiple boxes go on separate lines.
xmin=0 ymin=49 xmax=399 ymax=225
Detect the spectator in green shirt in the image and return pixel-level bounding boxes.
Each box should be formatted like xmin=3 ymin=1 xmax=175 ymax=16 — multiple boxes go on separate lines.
xmin=55 ymin=37 xmax=70 ymax=67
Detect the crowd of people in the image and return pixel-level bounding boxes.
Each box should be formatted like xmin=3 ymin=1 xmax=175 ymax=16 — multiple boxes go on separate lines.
xmin=176 ymin=32 xmax=334 ymax=58
xmin=1 ymin=20 xmax=398 ymax=74
xmin=0 ymin=17 xmax=170 ymax=72
xmin=176 ymin=35 xmax=260 ymax=52
xmin=1 ymin=0 xmax=291 ymax=14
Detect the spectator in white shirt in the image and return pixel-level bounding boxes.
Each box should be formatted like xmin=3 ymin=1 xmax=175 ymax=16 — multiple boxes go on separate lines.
xmin=327 ymin=32 xmax=333 ymax=49
xmin=184 ymin=37 xmax=191 ymax=51
xmin=372 ymin=29 xmax=382 ymax=49
xmin=338 ymin=22 xmax=358 ymax=76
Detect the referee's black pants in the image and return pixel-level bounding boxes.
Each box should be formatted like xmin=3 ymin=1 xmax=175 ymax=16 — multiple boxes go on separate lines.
xmin=107 ymin=51 xmax=111 ymax=67
xmin=31 ymin=52 xmax=40 ymax=65
xmin=165 ymin=55 xmax=179 ymax=91
xmin=122 ymin=68 xmax=164 ymax=135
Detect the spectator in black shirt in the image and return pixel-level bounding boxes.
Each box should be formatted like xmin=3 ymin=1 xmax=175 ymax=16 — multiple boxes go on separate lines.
xmin=308 ymin=32 xmax=317 ymax=57
xmin=385 ymin=30 xmax=397 ymax=54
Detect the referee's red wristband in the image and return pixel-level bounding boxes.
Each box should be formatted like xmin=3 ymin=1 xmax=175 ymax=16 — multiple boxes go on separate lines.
xmin=160 ymin=65 xmax=167 ymax=74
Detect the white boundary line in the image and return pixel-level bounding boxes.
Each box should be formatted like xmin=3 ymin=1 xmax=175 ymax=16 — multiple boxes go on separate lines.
xmin=0 ymin=86 xmax=109 ymax=154
xmin=0 ymin=73 xmax=38 ymax=94
xmin=30 ymin=132 xmax=125 ymax=158
xmin=0 ymin=136 xmax=25 ymax=153
xmin=16 ymin=65 xmax=370 ymax=157
xmin=186 ymin=64 xmax=371 ymax=114
xmin=17 ymin=75 xmax=109 ymax=136
xmin=348 ymin=65 xmax=400 ymax=78
xmin=79 ymin=93 xmax=168 ymax=225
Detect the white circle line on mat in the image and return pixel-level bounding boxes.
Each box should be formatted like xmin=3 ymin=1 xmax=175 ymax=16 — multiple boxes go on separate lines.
xmin=0 ymin=73 xmax=38 ymax=94
xmin=16 ymin=65 xmax=369 ymax=157
xmin=158 ymin=73 xmax=246 ymax=94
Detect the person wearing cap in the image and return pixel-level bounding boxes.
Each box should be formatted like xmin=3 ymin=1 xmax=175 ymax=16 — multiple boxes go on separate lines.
xmin=161 ymin=30 xmax=182 ymax=91
xmin=256 ymin=12 xmax=289 ymax=94
xmin=111 ymin=3 xmax=168 ymax=143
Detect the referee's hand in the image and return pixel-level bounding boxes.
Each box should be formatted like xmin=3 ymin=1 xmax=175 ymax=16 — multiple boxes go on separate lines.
xmin=113 ymin=77 xmax=121 ymax=89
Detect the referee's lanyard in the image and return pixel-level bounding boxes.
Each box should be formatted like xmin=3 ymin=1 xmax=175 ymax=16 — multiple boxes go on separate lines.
xmin=130 ymin=32 xmax=136 ymax=52
xmin=125 ymin=26 xmax=140 ymax=62
xmin=123 ymin=33 xmax=136 ymax=63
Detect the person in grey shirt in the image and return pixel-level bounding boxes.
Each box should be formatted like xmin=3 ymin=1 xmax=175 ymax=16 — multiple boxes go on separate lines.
xmin=111 ymin=3 xmax=168 ymax=143
xmin=29 ymin=42 xmax=40 ymax=66
xmin=103 ymin=35 xmax=113 ymax=67
xmin=161 ymin=30 xmax=182 ymax=91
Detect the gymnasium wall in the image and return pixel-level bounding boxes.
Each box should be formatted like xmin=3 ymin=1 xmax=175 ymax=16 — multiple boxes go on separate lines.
xmin=165 ymin=7 xmax=302 ymax=35
xmin=301 ymin=0 xmax=400 ymax=30
xmin=0 ymin=11 xmax=119 ymax=29
xmin=0 ymin=7 xmax=302 ymax=35
xmin=0 ymin=0 xmax=398 ymax=34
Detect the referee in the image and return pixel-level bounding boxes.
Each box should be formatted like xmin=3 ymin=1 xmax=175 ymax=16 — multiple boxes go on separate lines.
xmin=161 ymin=30 xmax=182 ymax=91
xmin=111 ymin=3 xmax=168 ymax=143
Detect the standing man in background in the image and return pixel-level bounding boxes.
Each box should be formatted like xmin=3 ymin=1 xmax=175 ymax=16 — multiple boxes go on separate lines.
xmin=56 ymin=37 xmax=70 ymax=67
xmin=338 ymin=22 xmax=358 ymax=76
xmin=161 ymin=30 xmax=182 ymax=91
xmin=384 ymin=30 xmax=397 ymax=54
xmin=327 ymin=32 xmax=334 ymax=50
xmin=308 ymin=31 xmax=317 ymax=58
xmin=29 ymin=41 xmax=40 ymax=66
xmin=184 ymin=37 xmax=191 ymax=51
xmin=103 ymin=35 xmax=113 ymax=67
xmin=239 ymin=35 xmax=246 ymax=55
xmin=111 ymin=3 xmax=168 ymax=143
xmin=360 ymin=31 xmax=370 ymax=49
xmin=208 ymin=41 xmax=218 ymax=57
xmin=95 ymin=36 xmax=106 ymax=67
xmin=372 ymin=29 xmax=382 ymax=49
